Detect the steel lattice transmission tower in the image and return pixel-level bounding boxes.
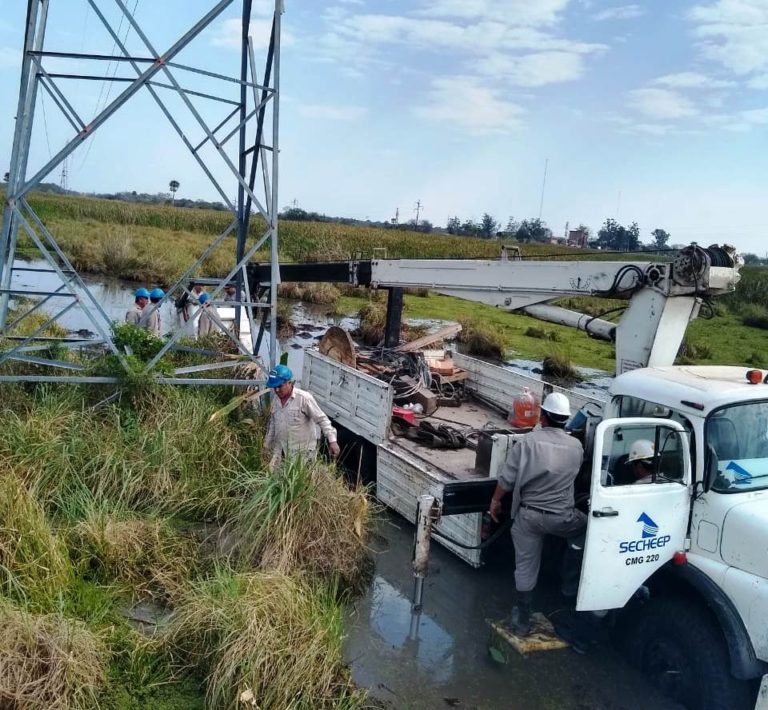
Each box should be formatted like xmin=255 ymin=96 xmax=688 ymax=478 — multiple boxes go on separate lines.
xmin=0 ymin=0 xmax=283 ymax=386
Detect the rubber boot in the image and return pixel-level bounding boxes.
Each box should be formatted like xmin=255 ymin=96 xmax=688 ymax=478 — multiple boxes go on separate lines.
xmin=510 ymin=590 xmax=533 ymax=636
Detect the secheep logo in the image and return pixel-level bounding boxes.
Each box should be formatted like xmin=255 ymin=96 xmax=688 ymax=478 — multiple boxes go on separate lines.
xmin=618 ymin=512 xmax=671 ymax=554
xmin=638 ymin=512 xmax=659 ymax=538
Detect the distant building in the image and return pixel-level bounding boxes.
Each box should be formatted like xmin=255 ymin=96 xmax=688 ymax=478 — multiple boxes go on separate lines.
xmin=568 ymin=228 xmax=589 ymax=248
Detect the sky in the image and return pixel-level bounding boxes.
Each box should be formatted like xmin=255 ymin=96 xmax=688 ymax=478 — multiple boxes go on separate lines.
xmin=1 ymin=0 xmax=767 ymax=254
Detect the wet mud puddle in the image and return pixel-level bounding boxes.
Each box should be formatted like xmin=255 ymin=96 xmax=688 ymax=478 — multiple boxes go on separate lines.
xmin=344 ymin=513 xmax=678 ymax=710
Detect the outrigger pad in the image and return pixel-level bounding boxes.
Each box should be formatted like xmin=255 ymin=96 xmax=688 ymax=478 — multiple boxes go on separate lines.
xmin=489 ymin=613 xmax=569 ymax=660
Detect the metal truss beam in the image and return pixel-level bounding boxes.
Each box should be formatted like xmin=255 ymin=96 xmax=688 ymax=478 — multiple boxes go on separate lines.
xmin=0 ymin=0 xmax=282 ymax=388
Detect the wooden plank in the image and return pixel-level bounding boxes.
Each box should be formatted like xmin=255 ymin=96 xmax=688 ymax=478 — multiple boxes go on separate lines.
xmin=394 ymin=323 xmax=462 ymax=352
xmin=434 ymin=369 xmax=469 ymax=383
xmin=489 ymin=614 xmax=569 ymax=660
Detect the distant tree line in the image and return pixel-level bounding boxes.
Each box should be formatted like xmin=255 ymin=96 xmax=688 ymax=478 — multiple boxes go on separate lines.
xmin=446 ymin=214 xmax=554 ymax=241
xmin=742 ymin=253 xmax=768 ymax=265
xmin=0 ymin=174 xmax=720 ymax=256
xmin=279 ymin=206 xmax=434 ymax=232
xmin=445 ymin=213 xmax=672 ymax=251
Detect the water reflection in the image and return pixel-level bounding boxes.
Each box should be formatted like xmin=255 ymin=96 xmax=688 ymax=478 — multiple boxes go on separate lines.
xmin=368 ymin=577 xmax=454 ymax=686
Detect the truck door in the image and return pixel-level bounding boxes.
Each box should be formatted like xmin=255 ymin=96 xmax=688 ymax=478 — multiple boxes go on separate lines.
xmin=576 ymin=417 xmax=692 ymax=612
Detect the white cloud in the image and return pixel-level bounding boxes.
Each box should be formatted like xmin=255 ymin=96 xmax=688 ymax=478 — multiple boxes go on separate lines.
xmin=297 ymin=104 xmax=368 ymax=121
xmin=628 ymin=88 xmax=699 ymax=120
xmin=414 ymin=75 xmax=524 ymax=135
xmin=632 ymin=123 xmax=671 ymax=135
xmin=417 ymin=0 xmax=571 ymax=27
xmin=592 ymin=4 xmax=644 ymax=21
xmin=653 ymin=71 xmax=733 ymax=89
xmin=330 ymin=14 xmax=605 ymax=56
xmin=747 ymin=74 xmax=768 ymax=89
xmin=211 ymin=18 xmax=294 ymax=50
xmin=0 ymin=46 xmax=19 ymax=70
xmin=689 ymin=0 xmax=768 ymax=74
xmin=479 ymin=51 xmax=585 ymax=86
xmin=739 ymin=106 xmax=768 ymax=124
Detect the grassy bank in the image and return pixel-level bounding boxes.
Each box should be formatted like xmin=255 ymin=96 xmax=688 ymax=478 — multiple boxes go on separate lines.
xmin=12 ymin=191 xmax=594 ymax=285
xmin=0 ymin=378 xmax=371 ymax=709
xmin=342 ymin=286 xmax=768 ymax=372
xmin=10 ymin=191 xmax=768 ymax=370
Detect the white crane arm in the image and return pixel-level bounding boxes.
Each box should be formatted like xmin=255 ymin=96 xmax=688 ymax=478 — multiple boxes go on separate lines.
xmin=366 ymin=245 xmax=741 ymax=373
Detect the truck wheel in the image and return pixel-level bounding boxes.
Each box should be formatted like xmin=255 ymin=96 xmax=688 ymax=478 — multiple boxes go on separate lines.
xmin=626 ymin=598 xmax=752 ymax=710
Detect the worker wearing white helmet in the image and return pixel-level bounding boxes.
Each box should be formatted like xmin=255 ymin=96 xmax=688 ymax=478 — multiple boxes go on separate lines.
xmin=628 ymin=439 xmax=655 ymax=484
xmin=489 ymin=391 xmax=586 ymax=636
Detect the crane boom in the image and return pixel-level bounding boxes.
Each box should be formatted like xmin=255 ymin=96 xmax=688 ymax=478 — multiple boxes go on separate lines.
xmin=365 ymin=244 xmax=740 ymax=373
xmin=247 ymin=243 xmax=741 ymax=374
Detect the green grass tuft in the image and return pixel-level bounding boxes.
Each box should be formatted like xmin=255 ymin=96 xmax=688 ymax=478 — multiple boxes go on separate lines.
xmin=458 ymin=319 xmax=506 ymax=359
xmin=0 ymin=473 xmax=73 ymax=612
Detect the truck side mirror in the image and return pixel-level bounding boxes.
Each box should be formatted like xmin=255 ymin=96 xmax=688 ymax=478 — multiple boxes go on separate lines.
xmin=704 ymin=444 xmax=719 ymax=492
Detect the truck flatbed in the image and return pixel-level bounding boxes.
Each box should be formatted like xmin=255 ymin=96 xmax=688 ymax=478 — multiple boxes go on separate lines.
xmin=393 ymin=397 xmax=510 ymax=481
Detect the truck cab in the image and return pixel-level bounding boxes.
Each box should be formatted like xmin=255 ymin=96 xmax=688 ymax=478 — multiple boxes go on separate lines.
xmin=580 ymin=365 xmax=768 ymax=708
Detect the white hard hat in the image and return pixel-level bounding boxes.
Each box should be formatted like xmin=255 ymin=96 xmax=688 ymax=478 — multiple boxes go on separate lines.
xmin=628 ymin=439 xmax=655 ymax=463
xmin=541 ymin=392 xmax=571 ymax=418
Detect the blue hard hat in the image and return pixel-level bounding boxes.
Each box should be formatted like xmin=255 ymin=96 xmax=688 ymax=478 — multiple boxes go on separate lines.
xmin=135 ymin=287 xmax=150 ymax=299
xmin=150 ymin=287 xmax=165 ymax=300
xmin=267 ymin=364 xmax=293 ymax=388
xmin=199 ymin=293 xmax=210 ymax=304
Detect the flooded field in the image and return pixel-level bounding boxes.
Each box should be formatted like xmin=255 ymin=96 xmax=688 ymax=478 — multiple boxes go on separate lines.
xmin=346 ymin=512 xmax=679 ymax=710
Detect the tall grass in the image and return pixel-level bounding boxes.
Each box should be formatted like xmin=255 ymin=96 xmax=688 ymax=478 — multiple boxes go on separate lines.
xmin=0 ymin=473 xmax=73 ymax=612
xmin=723 ymin=265 xmax=768 ymax=312
xmin=16 ymin=191 xmax=602 ymax=285
xmin=168 ymin=569 xmax=363 ymax=710
xmin=69 ymin=510 xmax=198 ymax=598
xmin=0 ymin=385 xmax=259 ymax=519
xmin=0 ymin=599 xmax=109 ymax=709
xmin=0 ymin=378 xmax=372 ymax=708
xmin=234 ymin=458 xmax=370 ymax=585
xmin=279 ymin=281 xmax=342 ymax=304
xmin=355 ymin=300 xmax=386 ymax=345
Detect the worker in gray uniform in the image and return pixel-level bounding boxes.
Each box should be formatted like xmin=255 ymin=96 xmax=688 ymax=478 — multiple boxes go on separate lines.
xmin=489 ymin=392 xmax=585 ymax=636
xmin=125 ymin=287 xmax=149 ymax=325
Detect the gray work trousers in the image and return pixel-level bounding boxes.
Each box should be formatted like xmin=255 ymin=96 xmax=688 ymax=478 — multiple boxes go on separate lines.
xmin=512 ymin=506 xmax=587 ymax=593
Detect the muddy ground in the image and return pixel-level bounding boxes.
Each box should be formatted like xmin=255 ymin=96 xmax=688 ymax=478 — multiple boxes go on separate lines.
xmin=345 ymin=512 xmax=680 ymax=710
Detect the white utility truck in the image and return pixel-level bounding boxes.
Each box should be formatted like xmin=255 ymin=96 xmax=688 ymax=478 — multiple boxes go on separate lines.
xmin=289 ymin=244 xmax=765 ymax=708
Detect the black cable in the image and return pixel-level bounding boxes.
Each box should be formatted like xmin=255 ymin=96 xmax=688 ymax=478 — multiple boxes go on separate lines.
xmin=592 ymin=264 xmax=646 ymax=298
xmin=583 ymin=305 xmax=626 ymax=339
xmin=429 ymin=518 xmax=512 ymax=550
xmin=699 ymin=298 xmax=715 ymax=320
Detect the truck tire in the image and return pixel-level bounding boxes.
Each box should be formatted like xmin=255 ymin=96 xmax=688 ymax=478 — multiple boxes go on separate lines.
xmin=625 ymin=598 xmax=752 ymax=710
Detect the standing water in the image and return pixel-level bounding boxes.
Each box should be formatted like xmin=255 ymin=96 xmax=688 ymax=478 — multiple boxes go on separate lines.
xmin=345 ymin=513 xmax=678 ymax=709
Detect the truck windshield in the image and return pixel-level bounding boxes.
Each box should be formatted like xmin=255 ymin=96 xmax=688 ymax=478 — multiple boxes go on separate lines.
xmin=707 ymin=401 xmax=768 ymax=493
